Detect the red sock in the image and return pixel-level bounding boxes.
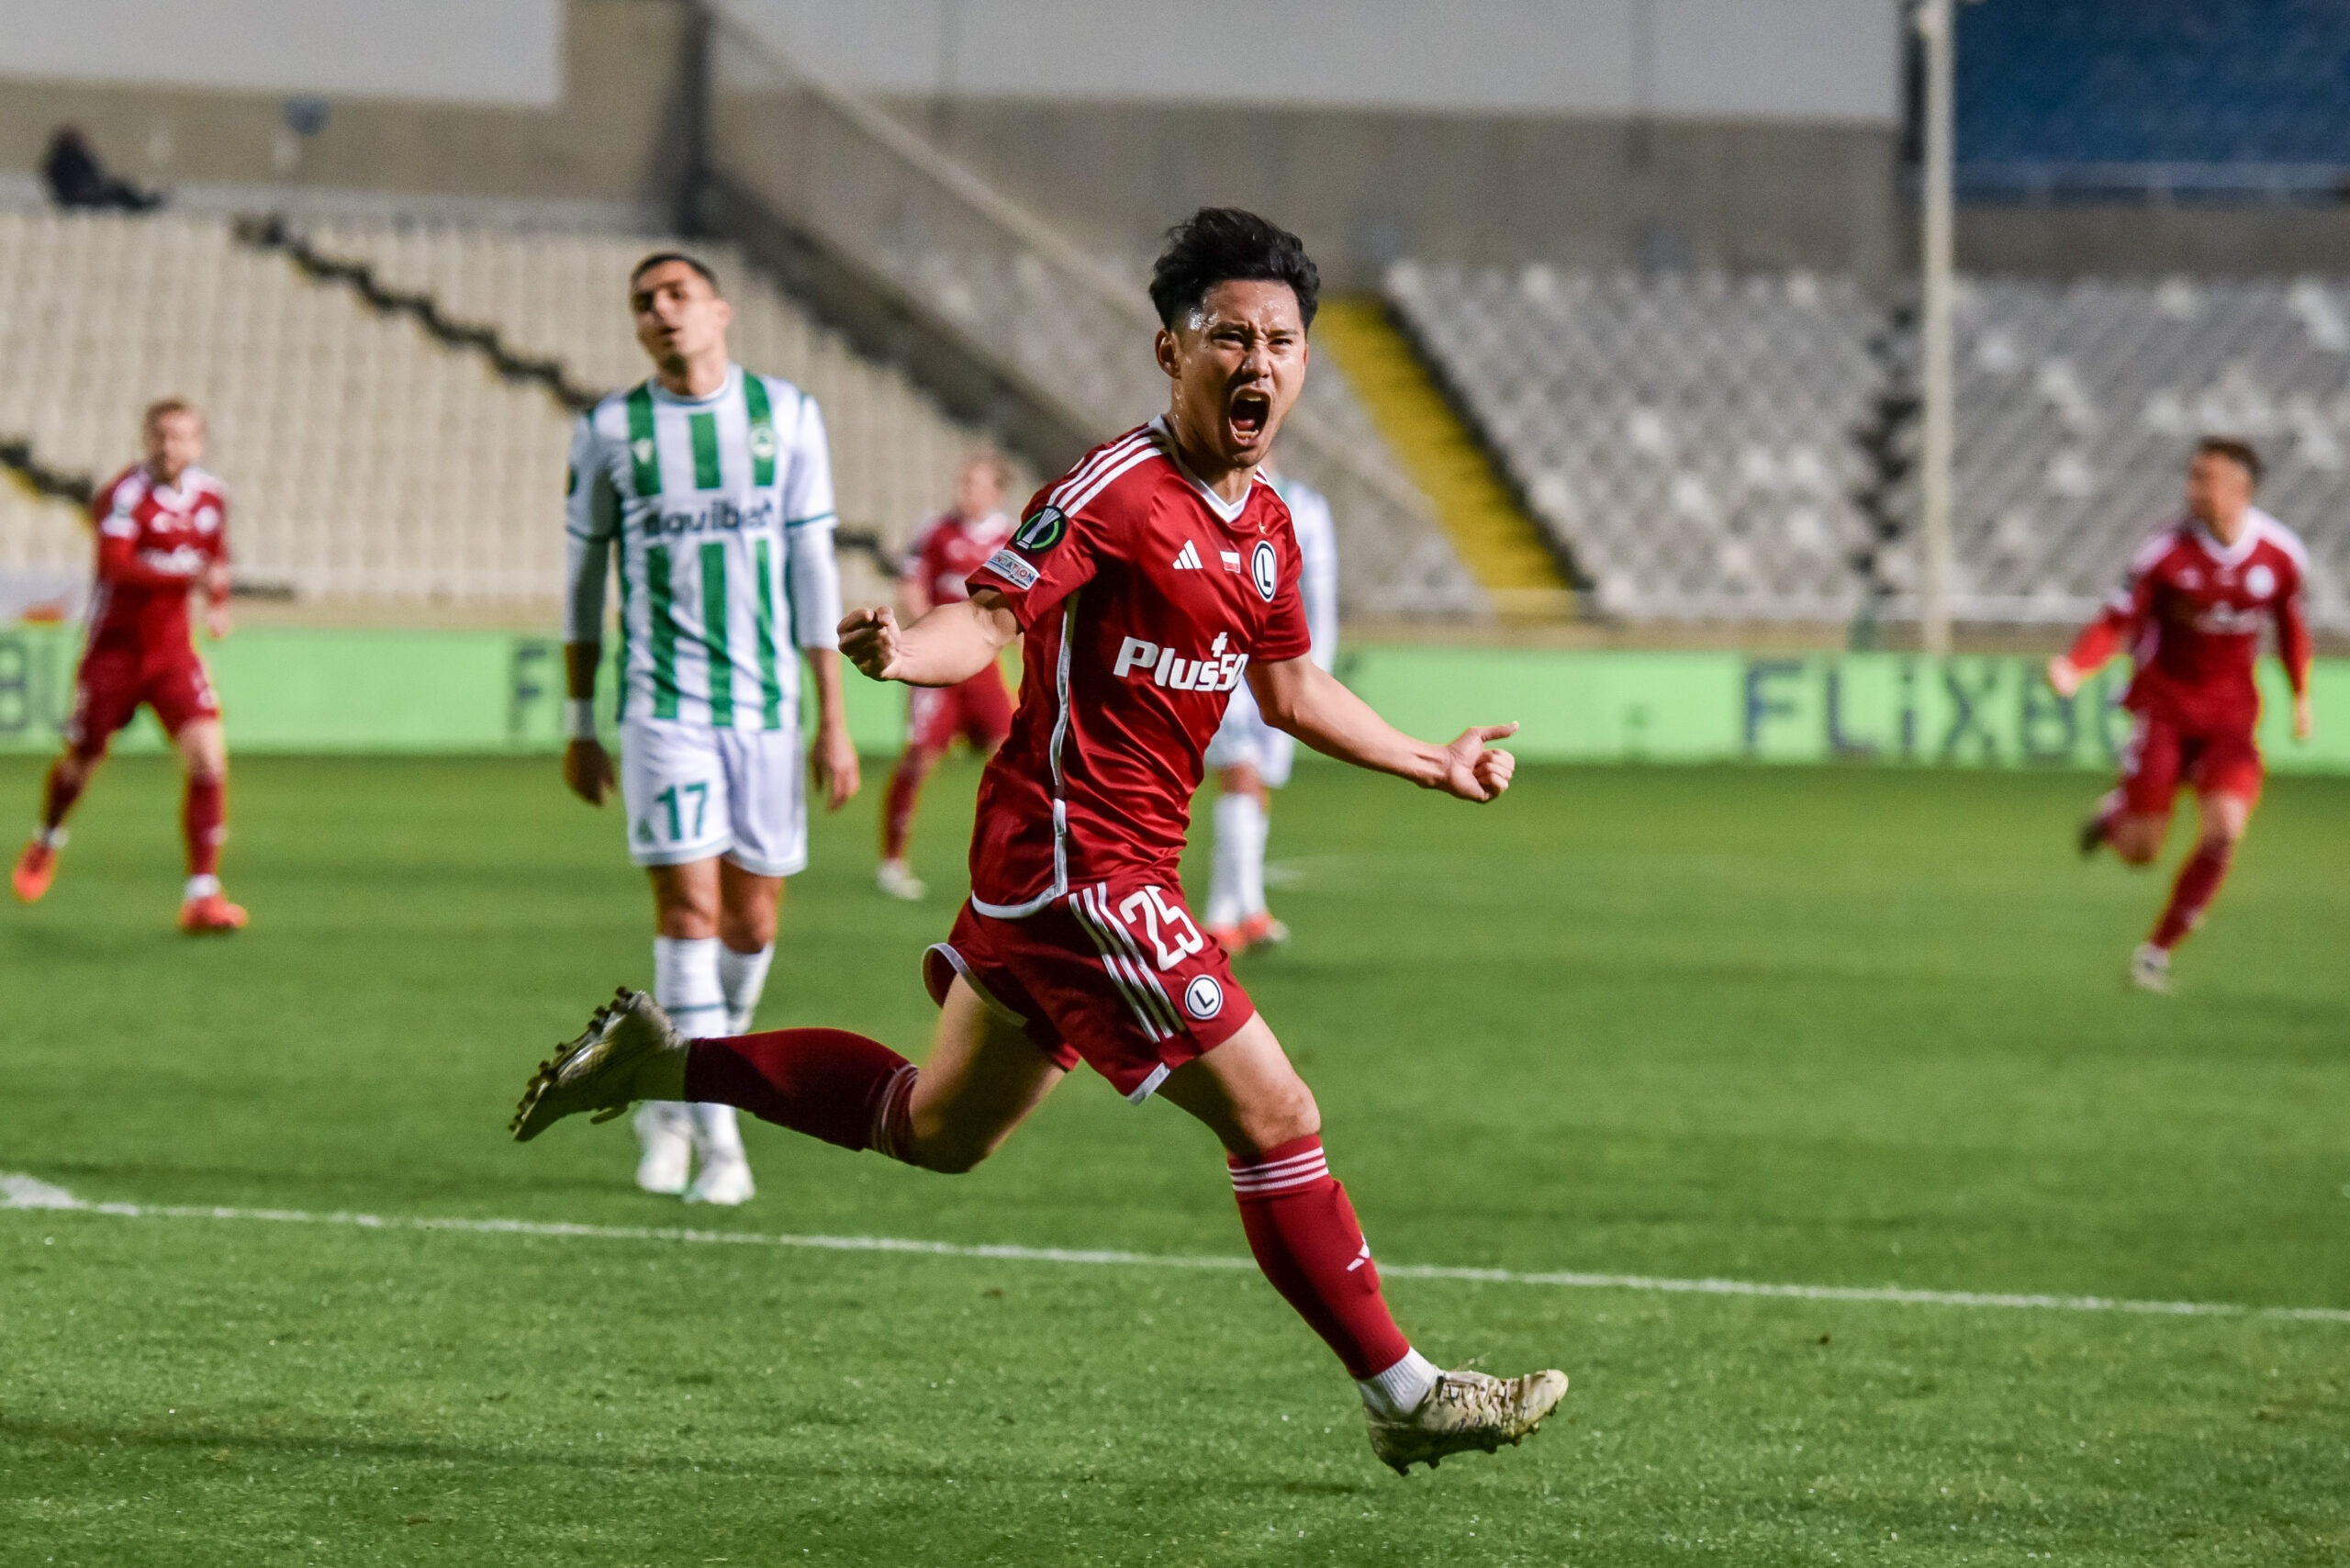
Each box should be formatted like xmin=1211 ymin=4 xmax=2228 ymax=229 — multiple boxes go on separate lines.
xmin=683 ymin=1028 xmax=917 ymax=1159
xmin=1229 ymin=1136 xmax=1412 ymax=1379
xmin=880 ymin=751 xmax=933 ymax=862
xmin=182 ymin=772 xmax=225 ymax=877
xmin=2150 ymin=843 xmax=2232 ymax=950
xmin=40 ymin=758 xmax=88 ymax=835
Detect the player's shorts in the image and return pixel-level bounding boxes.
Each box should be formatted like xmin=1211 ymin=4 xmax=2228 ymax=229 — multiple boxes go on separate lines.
xmin=1203 ymin=680 xmax=1297 ymax=787
xmin=905 ymin=662 xmax=1013 ymax=756
xmin=618 ymin=715 xmax=807 ymax=876
xmin=922 ymin=879 xmax=1257 ymax=1103
xmin=2117 ymin=711 xmax=2264 ymax=816
xmin=65 ymin=644 xmax=219 ymax=753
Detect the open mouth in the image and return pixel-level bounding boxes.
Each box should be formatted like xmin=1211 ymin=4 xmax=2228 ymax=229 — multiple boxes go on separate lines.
xmin=1227 ymin=388 xmax=1270 ymax=442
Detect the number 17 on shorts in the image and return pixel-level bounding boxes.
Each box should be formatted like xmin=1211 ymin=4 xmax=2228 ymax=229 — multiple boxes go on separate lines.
xmin=618 ymin=716 xmax=810 ymax=877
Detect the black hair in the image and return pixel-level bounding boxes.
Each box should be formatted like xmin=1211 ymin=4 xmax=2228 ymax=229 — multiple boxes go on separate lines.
xmin=1147 ymin=207 xmax=1319 ymax=331
xmin=2195 ymin=435 xmax=2262 ymax=488
xmin=630 ymin=251 xmax=721 ymax=295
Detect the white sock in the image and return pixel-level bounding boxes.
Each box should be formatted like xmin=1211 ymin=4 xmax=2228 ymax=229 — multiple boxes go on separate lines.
xmin=184 ymin=872 xmax=220 ymax=901
xmin=1357 ymin=1349 xmax=1441 ymax=1418
xmin=717 ymin=942 xmax=774 ymax=1037
xmin=1236 ymin=794 xmax=1270 ymax=916
xmin=650 ymin=935 xmax=729 ymax=1134
xmin=1208 ymin=793 xmax=1260 ymax=927
xmin=34 ymin=824 xmax=67 ymax=849
xmin=689 ymin=1101 xmax=746 ymax=1162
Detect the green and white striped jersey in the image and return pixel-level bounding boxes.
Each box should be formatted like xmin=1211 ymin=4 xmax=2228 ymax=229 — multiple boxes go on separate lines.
xmin=565 ymin=364 xmax=842 ymax=730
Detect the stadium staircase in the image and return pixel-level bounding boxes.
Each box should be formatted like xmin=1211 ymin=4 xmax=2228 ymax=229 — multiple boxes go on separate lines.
xmin=1309 ymin=298 xmax=1575 ymax=619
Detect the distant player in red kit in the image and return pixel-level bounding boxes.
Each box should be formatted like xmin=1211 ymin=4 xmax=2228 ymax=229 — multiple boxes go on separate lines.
xmin=875 ymin=453 xmax=1016 ymax=901
xmin=2049 ymin=437 xmax=2313 ymax=992
xmin=13 ymin=399 xmax=247 ymax=931
xmin=512 ymin=209 xmax=1567 ymax=1473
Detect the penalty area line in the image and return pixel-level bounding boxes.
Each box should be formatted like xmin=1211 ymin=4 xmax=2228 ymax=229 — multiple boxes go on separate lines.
xmin=5 ymin=1171 xmax=2344 ymax=1326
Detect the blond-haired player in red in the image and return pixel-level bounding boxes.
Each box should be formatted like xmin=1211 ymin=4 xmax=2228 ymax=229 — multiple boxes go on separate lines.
xmin=2049 ymin=437 xmax=2314 ymax=992
xmin=513 ymin=208 xmax=1566 ymax=1474
xmin=14 ymin=398 xmax=245 ymax=931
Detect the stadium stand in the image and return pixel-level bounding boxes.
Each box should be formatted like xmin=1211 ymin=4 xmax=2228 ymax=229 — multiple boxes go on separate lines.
xmin=1957 ymin=0 xmax=2350 ymax=200
xmin=0 ymin=207 xmax=570 ymax=603
xmin=1389 ymin=262 xmax=1884 ymax=622
xmin=0 ymin=208 xmax=1030 ymax=608
xmin=1943 ymin=274 xmax=2350 ymax=625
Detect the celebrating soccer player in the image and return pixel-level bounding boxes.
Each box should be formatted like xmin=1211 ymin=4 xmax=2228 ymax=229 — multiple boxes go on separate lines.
xmin=558 ymin=252 xmax=860 ymax=1206
xmin=2049 ymin=437 xmax=2314 ymax=992
xmin=1203 ymin=465 xmax=1337 ymax=952
xmin=13 ymin=398 xmax=245 ymax=932
xmin=516 ymin=210 xmax=1565 ymax=1473
xmin=874 ymin=453 xmax=1016 ymax=902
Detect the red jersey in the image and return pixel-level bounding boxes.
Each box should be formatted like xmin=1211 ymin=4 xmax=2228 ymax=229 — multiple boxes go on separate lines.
xmin=961 ymin=420 xmax=1312 ymax=916
xmin=2065 ymin=509 xmax=2311 ymax=734
xmin=85 ymin=463 xmax=230 ymax=655
xmin=901 ymin=508 xmax=1013 ymax=607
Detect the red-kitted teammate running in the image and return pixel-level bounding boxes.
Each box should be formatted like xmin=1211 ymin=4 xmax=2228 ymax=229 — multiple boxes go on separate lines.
xmin=14 ymin=399 xmax=246 ymax=931
xmin=511 ymin=209 xmax=1567 ymax=1474
xmin=874 ymin=453 xmax=1016 ymax=902
xmin=2049 ymin=437 xmax=2313 ymax=992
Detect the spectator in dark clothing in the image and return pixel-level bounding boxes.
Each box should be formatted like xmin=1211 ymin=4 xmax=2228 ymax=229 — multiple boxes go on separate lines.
xmin=42 ymin=128 xmax=162 ymax=212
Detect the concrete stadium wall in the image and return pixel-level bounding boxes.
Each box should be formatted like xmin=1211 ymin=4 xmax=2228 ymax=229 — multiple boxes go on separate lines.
xmin=1958 ymin=206 xmax=2350 ymax=279
xmin=894 ymin=96 xmax=1903 ymax=290
xmin=729 ymin=0 xmax=1903 ymax=122
xmin=5 ymin=627 xmax=2343 ymax=773
xmin=0 ymin=0 xmax=699 ymax=223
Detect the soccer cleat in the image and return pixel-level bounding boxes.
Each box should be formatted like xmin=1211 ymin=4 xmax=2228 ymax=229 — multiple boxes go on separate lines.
xmin=2129 ymin=943 xmax=2173 ymax=994
xmin=178 ymin=891 xmax=248 ymax=933
xmin=510 ymin=988 xmax=686 ymax=1142
xmin=876 ymin=859 xmax=927 ymax=902
xmin=632 ymin=1103 xmax=693 ymax=1195
xmin=1366 ymin=1367 xmax=1570 ymax=1476
xmin=1237 ymin=911 xmax=1291 ymax=950
xmin=13 ymin=839 xmax=56 ymax=903
xmin=684 ymin=1154 xmax=755 ymax=1206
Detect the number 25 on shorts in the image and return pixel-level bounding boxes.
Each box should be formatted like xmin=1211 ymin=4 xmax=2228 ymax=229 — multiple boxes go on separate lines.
xmin=1119 ymin=886 xmax=1204 ymax=970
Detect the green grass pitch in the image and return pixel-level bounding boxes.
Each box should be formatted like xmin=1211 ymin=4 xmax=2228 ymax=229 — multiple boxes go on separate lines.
xmin=3 ymin=751 xmax=2345 ymax=1566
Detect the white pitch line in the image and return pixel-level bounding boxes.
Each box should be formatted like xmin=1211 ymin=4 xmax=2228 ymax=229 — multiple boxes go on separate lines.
xmin=5 ymin=1171 xmax=2344 ymax=1325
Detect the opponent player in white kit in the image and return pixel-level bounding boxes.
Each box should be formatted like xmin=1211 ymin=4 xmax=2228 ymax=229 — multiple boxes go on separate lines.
xmin=1203 ymin=467 xmax=1337 ymax=952
xmin=559 ymin=252 xmax=859 ymax=1204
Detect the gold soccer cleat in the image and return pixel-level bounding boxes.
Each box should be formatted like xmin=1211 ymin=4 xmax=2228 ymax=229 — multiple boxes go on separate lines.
xmin=509 ymin=989 xmax=686 ymax=1142
xmin=1367 ymin=1367 xmax=1570 ymax=1476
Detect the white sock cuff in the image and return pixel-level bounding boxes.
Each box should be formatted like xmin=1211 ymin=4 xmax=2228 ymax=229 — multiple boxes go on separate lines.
xmin=33 ymin=824 xmax=67 ymax=849
xmin=184 ymin=873 xmax=221 ymax=901
xmin=1357 ymin=1349 xmax=1441 ymax=1419
xmin=717 ymin=942 xmax=775 ymax=1023
xmin=653 ymin=935 xmax=728 ymax=1035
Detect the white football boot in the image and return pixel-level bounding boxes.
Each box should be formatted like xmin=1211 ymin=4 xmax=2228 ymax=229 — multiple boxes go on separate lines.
xmin=510 ymin=989 xmax=685 ymax=1142
xmin=876 ymin=859 xmax=927 ymax=902
xmin=1366 ymin=1367 xmax=1570 ymax=1476
xmin=2129 ymin=943 xmax=2173 ymax=993
xmin=632 ymin=1103 xmax=693 ymax=1195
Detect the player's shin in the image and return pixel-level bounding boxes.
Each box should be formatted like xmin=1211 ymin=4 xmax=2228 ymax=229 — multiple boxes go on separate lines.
xmin=1227 ymin=1136 xmax=1434 ymax=1411
xmin=880 ymin=758 xmax=923 ymax=864
xmin=1207 ymin=792 xmax=1262 ymax=928
xmin=181 ymin=771 xmax=225 ymax=900
xmin=41 ymin=757 xmax=89 ymax=838
xmin=2150 ymin=840 xmax=2233 ymax=951
xmin=681 ymin=1027 xmax=917 ymax=1159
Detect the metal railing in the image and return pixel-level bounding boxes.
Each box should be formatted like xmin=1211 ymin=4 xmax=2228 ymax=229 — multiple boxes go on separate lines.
xmin=702 ymin=12 xmax=1485 ymax=619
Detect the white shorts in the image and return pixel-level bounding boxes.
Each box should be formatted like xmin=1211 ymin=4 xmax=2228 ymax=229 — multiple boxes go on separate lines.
xmin=618 ymin=717 xmax=808 ymax=876
xmin=1204 ymin=682 xmax=1297 ymax=788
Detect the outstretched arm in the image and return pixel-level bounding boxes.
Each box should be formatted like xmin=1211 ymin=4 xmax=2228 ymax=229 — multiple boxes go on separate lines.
xmin=839 ymin=590 xmax=1019 ymax=688
xmin=1249 ymin=655 xmax=1516 ymax=802
xmin=2278 ymin=584 xmax=2315 ymax=742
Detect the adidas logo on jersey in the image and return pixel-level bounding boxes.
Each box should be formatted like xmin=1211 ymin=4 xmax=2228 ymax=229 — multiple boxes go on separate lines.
xmin=1113 ymin=631 xmax=1248 ymax=692
xmin=1172 ymin=541 xmax=1204 ymax=570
